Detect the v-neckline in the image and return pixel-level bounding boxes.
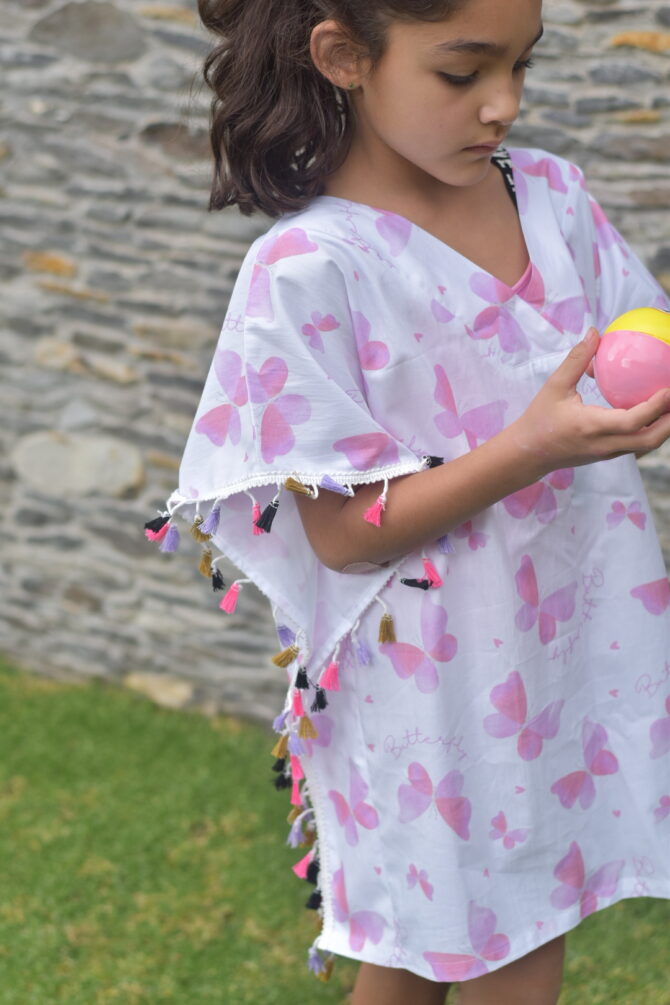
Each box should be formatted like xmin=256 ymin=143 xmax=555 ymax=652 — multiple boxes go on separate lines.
xmin=313 ymin=154 xmax=534 ymax=293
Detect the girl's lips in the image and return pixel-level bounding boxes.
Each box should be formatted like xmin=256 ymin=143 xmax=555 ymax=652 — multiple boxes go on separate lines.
xmin=464 ymin=143 xmax=500 ymax=152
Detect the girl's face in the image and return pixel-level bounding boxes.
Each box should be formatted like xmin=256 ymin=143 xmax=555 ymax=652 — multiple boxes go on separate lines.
xmin=350 ymin=0 xmax=543 ymax=195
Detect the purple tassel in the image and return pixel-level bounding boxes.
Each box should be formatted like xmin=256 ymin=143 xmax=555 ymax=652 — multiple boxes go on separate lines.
xmin=200 ymin=503 xmax=221 ymax=536
xmin=159 ymin=524 xmax=180 ymax=553
xmin=277 ymin=624 xmax=296 ymax=648
xmin=308 ymin=946 xmax=331 ymax=976
xmin=288 ymin=733 xmax=305 ymax=755
xmin=288 ymin=811 xmax=313 ymax=848
xmin=438 ymin=534 xmax=455 ymax=554
xmin=273 ymin=711 xmax=288 ymax=732
xmin=320 ymin=475 xmax=353 ymax=496
xmin=356 ymin=639 xmax=372 ymax=666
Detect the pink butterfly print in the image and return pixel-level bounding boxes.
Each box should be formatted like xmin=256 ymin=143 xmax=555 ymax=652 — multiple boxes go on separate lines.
xmin=517 ymin=264 xmax=546 ymax=309
xmin=650 ymin=695 xmax=670 ymax=760
xmin=550 ymin=841 xmax=624 ymax=919
xmin=195 ymin=349 xmax=248 ymax=446
xmin=301 ymin=714 xmax=334 ymax=756
xmin=380 ymin=593 xmax=457 ymax=694
xmin=489 ymin=811 xmax=529 ymax=849
xmin=375 ymin=209 xmax=412 ymax=256
xmin=630 ymin=579 xmax=670 ymax=616
xmin=327 ymin=758 xmax=380 ymax=846
xmin=550 ymin=717 xmax=619 ymax=810
xmin=607 ymin=501 xmax=646 ymax=531
xmin=433 ymin=364 xmax=508 ymax=451
xmin=453 ymin=520 xmax=488 ymax=550
xmin=504 ymin=469 xmax=574 ymax=525
xmin=512 ymin=150 xmax=568 ymax=194
xmin=407 ymin=864 xmax=434 ymax=900
xmin=541 ymin=295 xmax=588 ymax=334
xmin=515 ymin=554 xmax=577 ymax=645
xmin=301 ymin=311 xmax=340 ymax=353
xmin=654 ymin=795 xmax=670 ymax=822
xmin=333 ymin=432 xmax=400 ymax=470
xmin=246 ymin=228 xmax=319 ymax=321
xmin=424 ymin=901 xmax=510 ymax=981
xmin=246 ymin=356 xmax=310 ymax=464
xmin=332 ymin=863 xmax=387 ymax=951
xmin=484 ymin=670 xmax=564 ymax=760
xmin=397 ymin=761 xmax=471 ymax=839
xmin=353 ymin=311 xmax=390 ymax=370
xmin=589 ymin=198 xmax=629 ymax=257
xmin=431 ymin=297 xmax=455 ymax=324
xmin=468 ymin=273 xmax=529 ymax=353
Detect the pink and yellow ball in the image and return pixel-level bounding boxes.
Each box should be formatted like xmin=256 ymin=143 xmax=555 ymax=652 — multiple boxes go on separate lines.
xmin=594 ymin=307 xmax=670 ymax=409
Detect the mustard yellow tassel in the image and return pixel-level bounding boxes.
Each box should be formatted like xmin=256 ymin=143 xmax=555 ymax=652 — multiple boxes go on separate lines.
xmin=272 ymin=643 xmax=300 ymax=668
xmin=271 ymin=734 xmax=289 ymax=759
xmin=190 ymin=514 xmax=212 ymax=543
xmin=287 ymin=805 xmax=302 ymax=824
xmin=199 ymin=549 xmax=213 ymax=579
xmin=284 ymin=477 xmax=313 ymax=496
xmin=298 ymin=716 xmax=319 ymax=740
xmin=378 ymin=612 xmax=396 ymax=643
xmin=318 ymin=959 xmax=334 ymax=983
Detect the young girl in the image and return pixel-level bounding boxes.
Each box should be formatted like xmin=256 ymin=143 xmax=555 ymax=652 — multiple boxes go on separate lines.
xmin=145 ymin=0 xmax=670 ymax=1001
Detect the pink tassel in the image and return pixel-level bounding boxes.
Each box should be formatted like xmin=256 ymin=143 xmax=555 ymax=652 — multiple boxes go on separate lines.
xmin=290 ymin=755 xmax=304 ymax=781
xmin=363 ymin=496 xmax=385 ymax=527
xmin=292 ymin=688 xmax=305 ymax=717
xmin=320 ymin=660 xmax=340 ymax=692
xmin=292 ymin=850 xmax=313 ymax=879
xmin=423 ymin=558 xmax=443 ymax=588
xmin=220 ymin=582 xmax=241 ymax=613
xmin=290 ymin=778 xmax=303 ymax=807
xmin=252 ymin=501 xmax=265 ymax=536
xmin=145 ymin=522 xmax=170 ymax=543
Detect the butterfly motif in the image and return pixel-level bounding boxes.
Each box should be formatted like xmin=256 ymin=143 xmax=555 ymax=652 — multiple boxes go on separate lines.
xmin=550 ymin=717 xmax=619 ymax=810
xmin=407 ymin=864 xmax=434 ymax=900
xmin=328 ymin=758 xmax=379 ymax=846
xmin=195 ymin=349 xmax=248 ymax=446
xmin=433 ymin=364 xmax=508 ymax=451
xmin=353 ymin=310 xmax=390 ymax=370
xmin=300 ymin=714 xmax=334 ymax=756
xmin=550 ymin=841 xmax=624 ymax=919
xmin=301 ymin=311 xmax=340 ymax=353
xmin=630 ymin=579 xmax=670 ymax=616
xmin=515 ymin=554 xmax=578 ymax=645
xmin=654 ymin=795 xmax=670 ymax=823
xmin=467 ymin=273 xmax=529 ymax=353
xmin=431 ymin=295 xmax=455 ymax=324
xmin=397 ymin=761 xmax=471 ymax=840
xmin=489 ymin=811 xmax=529 ymax=849
xmin=512 ymin=150 xmax=569 ymax=194
xmin=650 ymin=695 xmax=670 ymax=760
xmin=246 ymin=356 xmax=311 ymax=464
xmin=246 ymin=228 xmax=320 ymax=322
xmin=607 ymin=501 xmax=647 ymax=531
xmin=332 ymin=863 xmax=387 ymax=951
xmin=375 ymin=209 xmax=412 ymax=256
xmin=453 ymin=520 xmax=488 ymax=550
xmin=423 ymin=901 xmax=510 ymax=981
xmin=503 ymin=469 xmax=574 ymax=525
xmin=589 ymin=197 xmax=629 ymax=257
xmin=380 ymin=593 xmax=457 ymax=694
xmin=333 ymin=432 xmax=400 ymax=470
xmin=483 ymin=670 xmax=564 ymax=760
xmin=541 ymin=295 xmax=588 ymax=335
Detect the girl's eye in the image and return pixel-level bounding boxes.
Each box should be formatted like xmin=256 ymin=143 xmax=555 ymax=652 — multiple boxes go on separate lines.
xmin=439 ymin=57 xmax=535 ymax=88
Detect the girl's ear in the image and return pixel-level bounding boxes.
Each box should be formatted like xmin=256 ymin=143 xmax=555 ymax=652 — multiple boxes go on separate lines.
xmin=309 ymin=19 xmax=368 ymax=90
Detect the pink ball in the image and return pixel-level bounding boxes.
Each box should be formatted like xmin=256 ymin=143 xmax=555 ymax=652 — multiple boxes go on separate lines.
xmin=594 ymin=329 xmax=670 ymax=409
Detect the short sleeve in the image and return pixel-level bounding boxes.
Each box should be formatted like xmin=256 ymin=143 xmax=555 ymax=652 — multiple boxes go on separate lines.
xmin=155 ymin=224 xmax=427 ymax=678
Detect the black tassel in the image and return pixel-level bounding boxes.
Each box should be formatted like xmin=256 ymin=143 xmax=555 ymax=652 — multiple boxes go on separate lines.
xmin=425 ymin=455 xmax=444 ymax=468
xmin=145 ymin=514 xmax=170 ymax=533
xmin=272 ymin=757 xmax=286 ymax=773
xmin=306 ymin=859 xmax=320 ymax=885
xmin=305 ymin=891 xmax=322 ymax=910
xmin=401 ymin=577 xmax=431 ymax=590
xmin=295 ymin=666 xmax=310 ymax=689
xmin=255 ymin=497 xmax=279 ymax=533
xmin=212 ymin=569 xmax=226 ymax=592
xmin=310 ymin=687 xmax=328 ymax=713
xmin=274 ymin=773 xmax=291 ymax=790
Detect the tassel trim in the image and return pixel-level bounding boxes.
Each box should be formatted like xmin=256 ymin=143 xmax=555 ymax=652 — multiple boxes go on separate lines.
xmin=255 ymin=489 xmax=281 ymax=533
xmin=363 ymin=477 xmax=389 ymax=528
xmin=219 ymin=578 xmax=251 ymax=614
xmin=190 ymin=513 xmax=212 ymax=543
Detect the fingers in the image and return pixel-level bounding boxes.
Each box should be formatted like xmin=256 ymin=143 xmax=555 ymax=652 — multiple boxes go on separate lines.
xmin=550 ymin=329 xmax=600 ymax=391
xmin=610 ymin=387 xmax=670 ymax=434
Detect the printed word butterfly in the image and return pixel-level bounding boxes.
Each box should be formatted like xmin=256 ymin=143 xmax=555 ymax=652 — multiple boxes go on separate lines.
xmin=328 ymin=758 xmax=379 ymax=846
xmin=397 ymin=762 xmax=471 ymax=840
xmin=484 ymin=670 xmax=564 ymax=761
xmin=550 ymin=717 xmax=619 ymax=810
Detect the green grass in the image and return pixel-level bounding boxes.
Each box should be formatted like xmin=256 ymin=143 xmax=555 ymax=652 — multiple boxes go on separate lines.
xmin=0 ymin=657 xmax=667 ymax=1004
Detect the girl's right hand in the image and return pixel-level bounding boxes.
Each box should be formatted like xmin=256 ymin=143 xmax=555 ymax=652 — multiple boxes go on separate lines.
xmin=510 ymin=327 xmax=670 ymax=478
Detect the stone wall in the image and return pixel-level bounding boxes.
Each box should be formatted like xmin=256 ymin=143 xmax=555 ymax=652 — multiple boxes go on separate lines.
xmin=1 ymin=0 xmax=669 ymax=722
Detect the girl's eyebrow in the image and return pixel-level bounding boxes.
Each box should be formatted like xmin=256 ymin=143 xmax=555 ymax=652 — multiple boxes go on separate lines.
xmin=431 ymin=23 xmax=544 ymax=56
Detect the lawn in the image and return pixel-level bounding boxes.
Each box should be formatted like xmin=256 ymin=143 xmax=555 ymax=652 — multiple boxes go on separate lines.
xmin=0 ymin=658 xmax=667 ymax=1004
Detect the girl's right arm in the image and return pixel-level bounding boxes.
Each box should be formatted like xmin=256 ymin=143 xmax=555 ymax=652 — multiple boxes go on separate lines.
xmin=295 ymin=329 xmax=670 ymax=572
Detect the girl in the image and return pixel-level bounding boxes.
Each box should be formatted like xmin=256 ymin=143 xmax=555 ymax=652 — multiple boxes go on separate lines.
xmin=145 ymin=0 xmax=670 ymax=1002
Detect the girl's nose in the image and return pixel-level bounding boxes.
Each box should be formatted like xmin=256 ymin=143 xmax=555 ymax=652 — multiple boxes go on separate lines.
xmin=479 ymin=80 xmax=522 ymax=128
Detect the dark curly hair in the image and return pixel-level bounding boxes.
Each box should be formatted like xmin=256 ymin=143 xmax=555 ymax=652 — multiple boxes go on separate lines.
xmin=197 ymin=0 xmax=465 ymax=217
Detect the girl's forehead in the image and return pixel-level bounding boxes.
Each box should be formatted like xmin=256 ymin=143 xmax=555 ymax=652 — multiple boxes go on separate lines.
xmin=385 ymin=0 xmax=543 ymax=53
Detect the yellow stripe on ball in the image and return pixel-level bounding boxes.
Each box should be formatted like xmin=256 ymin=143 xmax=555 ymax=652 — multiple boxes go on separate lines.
xmin=604 ymin=307 xmax=670 ymax=346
